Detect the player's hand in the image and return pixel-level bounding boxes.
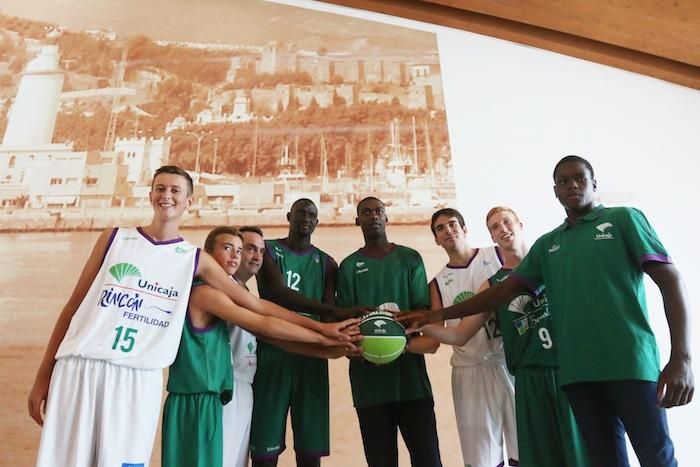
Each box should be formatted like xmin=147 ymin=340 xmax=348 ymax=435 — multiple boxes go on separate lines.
xmin=338 ymin=340 xmax=362 ymax=359
xmin=339 ymin=318 xmax=363 ymax=344
xmin=396 ymin=309 xmax=439 ymax=333
xmin=344 ymin=342 xmax=363 ymax=359
xmin=28 ymin=375 xmax=50 ymax=426
xmin=657 ymin=355 xmax=694 ymax=408
xmin=320 ymin=318 xmax=361 ymax=342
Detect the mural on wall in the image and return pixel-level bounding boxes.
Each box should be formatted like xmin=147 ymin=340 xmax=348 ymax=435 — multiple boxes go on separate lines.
xmin=0 ymin=0 xmax=456 ymax=229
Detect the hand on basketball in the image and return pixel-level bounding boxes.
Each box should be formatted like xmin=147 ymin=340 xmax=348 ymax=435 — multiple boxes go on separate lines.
xmin=344 ymin=342 xmax=363 ymax=358
xmin=395 ymin=309 xmax=436 ymax=334
xmin=320 ymin=317 xmax=361 ymax=342
xmin=28 ymin=375 xmax=50 ymax=426
xmin=339 ymin=318 xmax=362 ymax=342
xmin=657 ymin=355 xmax=694 ymax=408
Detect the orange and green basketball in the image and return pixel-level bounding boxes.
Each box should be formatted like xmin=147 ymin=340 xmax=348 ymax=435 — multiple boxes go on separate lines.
xmin=358 ymin=310 xmax=407 ymax=365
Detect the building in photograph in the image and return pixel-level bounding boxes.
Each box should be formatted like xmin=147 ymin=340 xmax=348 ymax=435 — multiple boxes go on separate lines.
xmin=0 ymin=45 xmax=134 ymax=208
xmin=225 ymin=55 xmax=257 ymax=82
xmin=259 ymin=41 xmax=298 ymax=74
xmin=113 ymin=136 xmax=171 ymax=185
xmin=229 ymin=91 xmax=252 ymax=122
xmin=333 ymin=58 xmax=362 ymax=83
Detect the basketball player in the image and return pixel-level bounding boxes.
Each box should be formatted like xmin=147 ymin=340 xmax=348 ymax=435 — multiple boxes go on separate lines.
xmin=336 ymin=196 xmax=442 ymax=467
xmin=28 ymin=166 xmax=357 ymax=467
xmin=163 ymin=226 xmax=355 ymax=467
xmin=250 ymin=198 xmax=339 ymax=467
xmin=401 ymin=156 xmax=693 ymax=467
xmin=423 ymin=208 xmax=518 ymax=467
xmin=421 ymin=207 xmax=588 ymax=466
xmin=223 ymin=225 xmax=265 ymax=467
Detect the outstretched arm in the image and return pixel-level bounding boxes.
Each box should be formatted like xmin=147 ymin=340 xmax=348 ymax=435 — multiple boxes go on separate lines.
xmin=262 ymin=338 xmax=350 ymax=359
xmin=193 ymin=285 xmax=358 ymax=346
xmin=258 ymin=252 xmax=361 ymax=320
xmin=645 ymin=262 xmax=694 ymax=408
xmin=420 ymin=280 xmax=492 ymax=346
xmin=196 ymin=252 xmax=354 ymax=341
xmin=28 ymin=228 xmax=114 ymax=426
xmin=399 ymin=276 xmax=524 ymax=330
xmin=256 ymin=251 xmax=337 ymax=315
xmin=404 ymin=280 xmax=440 ymax=353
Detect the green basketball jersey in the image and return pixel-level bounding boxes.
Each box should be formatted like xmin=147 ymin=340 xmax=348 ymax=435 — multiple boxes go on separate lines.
xmin=166 ymin=298 xmax=233 ymax=403
xmin=252 ymin=240 xmax=333 ymax=456
xmin=489 ymin=268 xmax=558 ymax=374
xmin=258 ymin=239 xmax=332 ymax=321
xmin=337 ymin=244 xmax=433 ymax=408
xmin=515 ymin=206 xmax=669 ymax=386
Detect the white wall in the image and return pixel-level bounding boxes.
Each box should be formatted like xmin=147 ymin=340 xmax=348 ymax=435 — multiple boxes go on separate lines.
xmin=437 ymin=27 xmax=700 ymax=465
xmin=285 ymin=1 xmax=700 ymax=464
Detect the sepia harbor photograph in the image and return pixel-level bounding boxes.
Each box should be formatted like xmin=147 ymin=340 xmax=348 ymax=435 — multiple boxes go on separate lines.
xmin=0 ymin=0 xmax=455 ymax=232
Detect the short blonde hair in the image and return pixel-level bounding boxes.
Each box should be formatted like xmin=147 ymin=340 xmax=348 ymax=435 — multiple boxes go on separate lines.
xmin=485 ymin=206 xmax=521 ymax=230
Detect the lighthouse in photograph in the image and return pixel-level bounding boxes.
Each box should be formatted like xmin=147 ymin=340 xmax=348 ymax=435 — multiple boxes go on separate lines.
xmin=2 ymin=45 xmax=64 ymax=146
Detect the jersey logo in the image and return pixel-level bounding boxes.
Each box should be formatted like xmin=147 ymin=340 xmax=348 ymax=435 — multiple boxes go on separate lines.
xmin=452 ymin=291 xmax=474 ymax=305
xmin=481 ymin=260 xmax=491 ymax=266
xmin=109 ymin=263 xmax=142 ymax=283
xmin=548 ymin=244 xmax=560 ymax=253
xmin=507 ymin=295 xmax=531 ymax=315
xmin=594 ymin=222 xmax=615 ymax=240
xmin=596 ymin=222 xmax=613 ymax=232
xmin=510 ymin=296 xmax=537 ymax=336
xmin=174 ymin=246 xmax=193 ymax=254
xmin=144 ymin=305 xmax=172 ymax=314
xmin=442 ymin=271 xmax=454 ymax=286
xmin=509 ymin=295 xmax=550 ymax=335
xmin=355 ymin=261 xmax=368 ymax=274
xmin=513 ymin=316 xmax=530 ymax=335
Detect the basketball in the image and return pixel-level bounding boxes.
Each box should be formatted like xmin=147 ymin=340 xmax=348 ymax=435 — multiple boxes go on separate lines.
xmin=358 ymin=309 xmax=407 ymax=365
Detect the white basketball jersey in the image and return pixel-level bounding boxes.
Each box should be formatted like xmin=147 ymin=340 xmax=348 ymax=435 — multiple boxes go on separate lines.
xmin=230 ymin=277 xmax=257 ymax=383
xmin=56 ymin=227 xmax=199 ymax=369
xmin=433 ymin=246 xmax=504 ymax=367
xmin=229 ymin=325 xmax=257 ymax=383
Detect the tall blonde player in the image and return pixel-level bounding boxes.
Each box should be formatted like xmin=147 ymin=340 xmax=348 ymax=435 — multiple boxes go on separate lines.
xmin=425 ymin=208 xmax=518 ymax=467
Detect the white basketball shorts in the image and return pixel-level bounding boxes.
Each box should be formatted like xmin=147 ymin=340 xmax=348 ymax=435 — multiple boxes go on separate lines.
xmin=222 ymin=378 xmax=254 ymax=467
xmin=452 ymin=358 xmax=518 ymax=467
xmin=36 ymin=356 xmax=162 ymax=467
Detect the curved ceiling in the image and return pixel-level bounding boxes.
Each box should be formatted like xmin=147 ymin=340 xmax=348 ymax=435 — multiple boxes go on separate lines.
xmin=326 ymin=0 xmax=700 ymax=89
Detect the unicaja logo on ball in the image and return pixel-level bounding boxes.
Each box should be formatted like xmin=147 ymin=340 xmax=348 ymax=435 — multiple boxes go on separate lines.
xmin=373 ymin=320 xmax=388 ymax=334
